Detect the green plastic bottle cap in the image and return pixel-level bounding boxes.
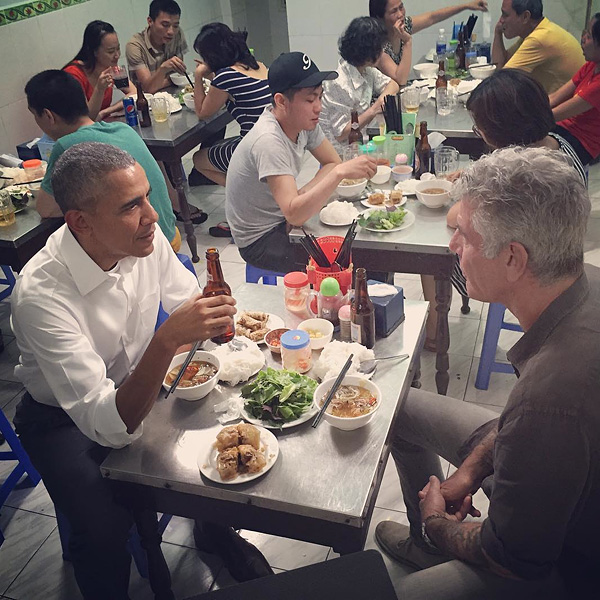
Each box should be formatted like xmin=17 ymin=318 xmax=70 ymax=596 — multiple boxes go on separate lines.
xmin=449 ymin=39 xmax=458 ymax=46
xmin=373 ymin=135 xmax=386 ymax=146
xmin=320 ymin=277 xmax=340 ymax=297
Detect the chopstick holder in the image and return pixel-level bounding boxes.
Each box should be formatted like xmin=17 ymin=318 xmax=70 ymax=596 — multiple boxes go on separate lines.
xmin=164 ymin=341 xmax=201 ymax=398
xmin=312 ymin=354 xmax=354 ymax=428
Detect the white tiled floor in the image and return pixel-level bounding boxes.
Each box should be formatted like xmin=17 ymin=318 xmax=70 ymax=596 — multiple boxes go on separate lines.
xmin=1 ymin=156 xmax=600 ymax=599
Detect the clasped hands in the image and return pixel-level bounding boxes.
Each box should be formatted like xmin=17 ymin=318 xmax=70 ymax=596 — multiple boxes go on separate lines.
xmin=418 ymin=468 xmax=482 ymax=523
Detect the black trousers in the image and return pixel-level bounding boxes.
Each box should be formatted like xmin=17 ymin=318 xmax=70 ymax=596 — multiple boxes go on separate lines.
xmin=14 ymin=394 xmax=173 ymax=600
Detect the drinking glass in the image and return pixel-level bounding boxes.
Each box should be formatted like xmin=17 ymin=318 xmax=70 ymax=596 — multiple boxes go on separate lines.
xmin=111 ymin=65 xmax=129 ymax=90
xmin=0 ymin=192 xmax=16 ymax=227
xmin=402 ymin=87 xmax=420 ymax=114
xmin=152 ymin=97 xmax=171 ymax=123
xmin=436 ymin=88 xmax=456 ymax=116
xmin=434 ymin=146 xmax=460 ymax=178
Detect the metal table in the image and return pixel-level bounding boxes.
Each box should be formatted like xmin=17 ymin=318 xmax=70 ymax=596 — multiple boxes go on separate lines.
xmin=131 ymin=103 xmax=232 ymax=263
xmin=0 ymin=204 xmax=62 ymax=270
xmin=291 ymin=194 xmax=455 ymax=395
xmin=101 ymin=284 xmax=428 ymax=554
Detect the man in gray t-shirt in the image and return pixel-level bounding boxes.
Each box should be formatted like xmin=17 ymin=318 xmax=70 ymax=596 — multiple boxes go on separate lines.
xmin=226 ymin=52 xmax=377 ymax=273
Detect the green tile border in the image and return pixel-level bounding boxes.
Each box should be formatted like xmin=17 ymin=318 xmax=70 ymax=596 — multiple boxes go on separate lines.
xmin=0 ymin=0 xmax=89 ymax=27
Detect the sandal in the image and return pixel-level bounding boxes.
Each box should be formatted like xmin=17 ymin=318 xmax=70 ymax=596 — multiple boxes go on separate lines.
xmin=174 ymin=207 xmax=208 ymax=225
xmin=209 ymin=222 xmax=232 ymax=238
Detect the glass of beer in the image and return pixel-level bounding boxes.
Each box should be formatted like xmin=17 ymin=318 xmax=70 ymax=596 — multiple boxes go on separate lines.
xmin=152 ymin=97 xmax=171 ymax=123
xmin=0 ymin=192 xmax=16 ymax=227
xmin=111 ymin=65 xmax=129 ymax=90
xmin=402 ymin=87 xmax=420 ymax=114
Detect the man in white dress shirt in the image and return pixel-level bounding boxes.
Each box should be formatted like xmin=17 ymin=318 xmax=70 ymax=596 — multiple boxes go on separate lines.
xmin=9 ymin=142 xmax=261 ymax=599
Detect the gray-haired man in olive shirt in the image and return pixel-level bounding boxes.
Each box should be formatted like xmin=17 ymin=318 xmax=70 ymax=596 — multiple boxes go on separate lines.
xmin=377 ymin=146 xmax=599 ymax=599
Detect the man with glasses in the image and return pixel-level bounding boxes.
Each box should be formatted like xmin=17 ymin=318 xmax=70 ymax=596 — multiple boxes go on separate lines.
xmin=492 ymin=0 xmax=583 ymax=93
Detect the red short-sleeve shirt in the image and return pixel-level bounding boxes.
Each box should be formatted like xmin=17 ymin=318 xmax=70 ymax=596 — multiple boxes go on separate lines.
xmin=63 ymin=62 xmax=113 ymax=111
xmin=557 ymin=61 xmax=600 ymax=159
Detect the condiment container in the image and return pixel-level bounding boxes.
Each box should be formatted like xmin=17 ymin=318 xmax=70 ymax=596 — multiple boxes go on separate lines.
xmin=22 ymin=159 xmax=44 ymax=181
xmin=280 ymin=330 xmax=312 ymax=373
xmin=284 ymin=271 xmax=310 ymax=317
xmin=317 ymin=277 xmax=344 ymax=328
xmin=338 ymin=304 xmax=352 ymax=341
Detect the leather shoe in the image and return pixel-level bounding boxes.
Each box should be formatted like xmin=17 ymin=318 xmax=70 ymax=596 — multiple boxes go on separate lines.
xmin=375 ymin=521 xmax=450 ymax=570
xmin=193 ymin=521 xmax=274 ymax=582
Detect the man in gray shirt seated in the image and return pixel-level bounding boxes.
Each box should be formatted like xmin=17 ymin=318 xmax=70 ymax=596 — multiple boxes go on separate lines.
xmin=376 ymin=146 xmax=599 ymax=598
xmin=226 ymin=51 xmax=377 ymax=273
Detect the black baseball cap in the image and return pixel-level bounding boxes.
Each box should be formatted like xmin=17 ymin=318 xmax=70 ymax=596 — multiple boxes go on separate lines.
xmin=268 ymin=52 xmax=338 ymax=95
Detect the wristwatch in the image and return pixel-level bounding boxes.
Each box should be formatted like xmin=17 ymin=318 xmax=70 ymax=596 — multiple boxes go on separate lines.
xmin=421 ymin=513 xmax=448 ymax=549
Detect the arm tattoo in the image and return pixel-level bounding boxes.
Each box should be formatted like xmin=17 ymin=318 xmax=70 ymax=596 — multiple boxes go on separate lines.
xmin=427 ymin=520 xmax=488 ymax=567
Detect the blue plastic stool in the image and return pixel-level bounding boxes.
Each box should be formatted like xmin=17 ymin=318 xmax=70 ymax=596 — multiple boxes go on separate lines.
xmin=0 ymin=265 xmax=16 ymax=302
xmin=156 ymin=253 xmax=197 ymax=328
xmin=0 ymin=407 xmax=41 ymax=546
xmin=245 ymin=264 xmax=285 ymax=285
xmin=56 ymin=509 xmax=172 ymax=579
xmin=475 ymin=303 xmax=522 ymax=390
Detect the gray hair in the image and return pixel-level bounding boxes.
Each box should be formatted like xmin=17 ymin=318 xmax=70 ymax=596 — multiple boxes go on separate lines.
xmin=511 ymin=0 xmax=543 ymax=19
xmin=51 ymin=142 xmax=136 ymax=214
xmin=454 ymin=146 xmax=589 ymax=284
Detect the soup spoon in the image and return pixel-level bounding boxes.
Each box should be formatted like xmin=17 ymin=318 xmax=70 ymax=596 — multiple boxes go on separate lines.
xmin=358 ymin=353 xmax=409 ymax=376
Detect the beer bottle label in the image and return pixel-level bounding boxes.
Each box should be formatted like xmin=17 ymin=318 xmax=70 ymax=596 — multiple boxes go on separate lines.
xmin=206 ymin=273 xmax=213 ymax=283
xmin=350 ymin=321 xmax=362 ymax=344
xmin=351 ymin=122 xmax=359 ymax=130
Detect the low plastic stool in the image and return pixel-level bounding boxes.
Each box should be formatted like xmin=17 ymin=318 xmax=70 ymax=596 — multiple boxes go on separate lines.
xmin=56 ymin=509 xmax=173 ymax=579
xmin=0 ymin=407 xmax=41 ymax=546
xmin=245 ymin=264 xmax=285 ymax=285
xmin=475 ymin=303 xmax=521 ymax=390
xmin=0 ymin=265 xmax=16 ymax=302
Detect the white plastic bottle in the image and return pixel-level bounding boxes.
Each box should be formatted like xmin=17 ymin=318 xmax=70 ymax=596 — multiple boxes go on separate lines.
xmin=436 ymin=29 xmax=447 ymax=61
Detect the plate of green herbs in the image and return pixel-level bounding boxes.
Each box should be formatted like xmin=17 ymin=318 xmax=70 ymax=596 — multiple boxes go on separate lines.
xmin=358 ymin=207 xmax=414 ymax=232
xmin=241 ymin=368 xmax=318 ymax=429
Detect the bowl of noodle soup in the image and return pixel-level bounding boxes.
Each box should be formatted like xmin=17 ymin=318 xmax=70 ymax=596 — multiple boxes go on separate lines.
xmin=163 ymin=350 xmax=221 ymax=401
xmin=313 ymin=375 xmax=381 ymax=430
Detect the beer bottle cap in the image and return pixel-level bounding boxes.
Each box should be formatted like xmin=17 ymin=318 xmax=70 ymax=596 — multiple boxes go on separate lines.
xmin=320 ymin=277 xmax=340 ymax=297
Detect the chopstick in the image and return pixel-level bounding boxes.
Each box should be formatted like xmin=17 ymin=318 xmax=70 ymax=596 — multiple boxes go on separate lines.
xmin=312 ymin=354 xmax=354 ymax=428
xmin=184 ymin=72 xmax=195 ymax=89
xmin=164 ymin=341 xmax=200 ymax=398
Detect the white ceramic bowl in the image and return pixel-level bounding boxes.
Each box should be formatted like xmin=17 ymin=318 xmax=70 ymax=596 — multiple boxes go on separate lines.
xmin=413 ymin=63 xmax=439 ymax=79
xmin=169 ymin=72 xmax=189 ymax=87
xmin=265 ymin=327 xmax=290 ymax=354
xmin=298 ymin=318 xmax=334 ymax=350
xmin=370 ymin=165 xmax=392 ymax=185
xmin=415 ymin=179 xmax=453 ymax=209
xmin=162 ymin=350 xmax=221 ymax=401
xmin=336 ymin=178 xmax=368 ymax=198
xmin=469 ymin=64 xmax=496 ymax=80
xmin=313 ymin=375 xmax=381 ymax=431
xmin=182 ymin=92 xmax=195 ymax=110
xmin=391 ymin=165 xmax=414 ymax=182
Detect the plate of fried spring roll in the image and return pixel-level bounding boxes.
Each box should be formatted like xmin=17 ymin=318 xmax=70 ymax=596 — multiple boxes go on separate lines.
xmin=235 ymin=310 xmax=285 ymax=344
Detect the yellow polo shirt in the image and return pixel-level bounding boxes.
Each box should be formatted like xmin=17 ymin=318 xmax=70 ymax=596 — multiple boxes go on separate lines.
xmin=506 ymin=18 xmax=584 ymax=94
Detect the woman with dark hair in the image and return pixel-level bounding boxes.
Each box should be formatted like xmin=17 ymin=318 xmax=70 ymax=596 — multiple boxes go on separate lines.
xmin=446 ymin=68 xmax=585 ymax=297
xmin=369 ymin=0 xmax=488 ymax=85
xmin=64 ymin=20 xmax=133 ymax=121
xmin=550 ymin=13 xmax=600 ymax=165
xmin=319 ymin=17 xmax=398 ymax=156
xmin=191 ymin=23 xmax=270 ymax=196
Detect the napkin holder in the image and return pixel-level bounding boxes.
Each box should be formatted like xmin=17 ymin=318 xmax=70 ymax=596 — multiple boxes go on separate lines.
xmin=367 ymin=280 xmax=405 ymax=337
xmin=386 ymin=113 xmax=417 ymax=165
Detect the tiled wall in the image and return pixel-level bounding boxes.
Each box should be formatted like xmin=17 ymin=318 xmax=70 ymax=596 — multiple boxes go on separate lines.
xmin=0 ymin=0 xmax=243 ymax=155
xmin=287 ymin=0 xmax=591 ymax=72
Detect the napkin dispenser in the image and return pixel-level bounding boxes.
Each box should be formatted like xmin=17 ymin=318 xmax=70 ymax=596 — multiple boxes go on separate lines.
xmin=367 ymin=280 xmax=405 ymax=337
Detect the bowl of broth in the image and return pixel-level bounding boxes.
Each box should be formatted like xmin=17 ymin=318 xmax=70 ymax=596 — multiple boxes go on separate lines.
xmin=163 ymin=350 xmax=221 ymax=401
xmin=415 ymin=179 xmax=453 ymax=209
xmin=336 ymin=178 xmax=368 ymax=198
xmin=313 ymin=375 xmax=381 ymax=430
